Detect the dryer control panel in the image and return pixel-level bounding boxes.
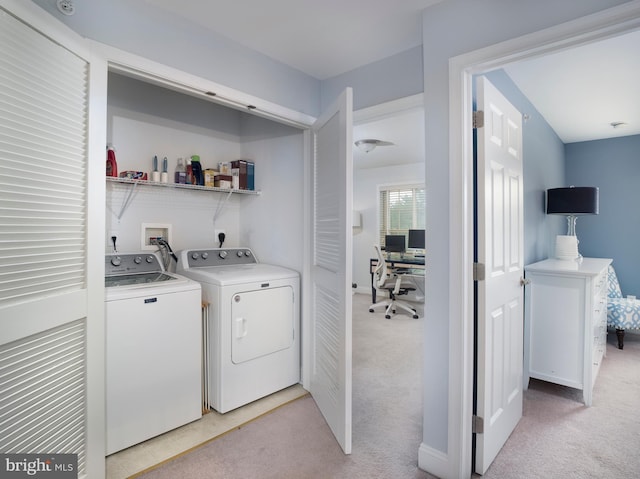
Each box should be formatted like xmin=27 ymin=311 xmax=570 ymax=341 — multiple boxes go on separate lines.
xmin=180 ymin=248 xmax=257 ymax=268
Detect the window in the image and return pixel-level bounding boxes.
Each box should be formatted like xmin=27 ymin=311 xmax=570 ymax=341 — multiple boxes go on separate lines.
xmin=378 ymin=184 xmax=425 ymax=247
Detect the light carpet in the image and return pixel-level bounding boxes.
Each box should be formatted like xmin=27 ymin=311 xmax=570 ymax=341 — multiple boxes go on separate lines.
xmin=133 ymin=292 xmax=429 ymax=478
xmin=478 ymin=331 xmax=640 ymax=478
xmin=132 ymin=296 xmax=640 ymax=478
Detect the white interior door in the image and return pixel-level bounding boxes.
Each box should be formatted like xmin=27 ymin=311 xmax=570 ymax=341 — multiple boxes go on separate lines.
xmin=474 ymin=76 xmax=524 ymax=474
xmin=308 ymin=88 xmax=353 ymax=454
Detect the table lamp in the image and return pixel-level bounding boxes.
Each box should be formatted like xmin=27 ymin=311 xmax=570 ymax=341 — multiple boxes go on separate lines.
xmin=546 ymin=186 xmax=599 ymax=260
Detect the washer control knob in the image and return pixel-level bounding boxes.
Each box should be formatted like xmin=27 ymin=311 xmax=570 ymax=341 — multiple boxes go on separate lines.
xmin=237 ymin=250 xmax=244 ymax=257
xmin=146 ymin=256 xmax=154 ymax=263
xmin=191 ymin=252 xmax=200 ymax=260
xmin=219 ymin=250 xmax=227 ymax=259
xmin=134 ymin=256 xmax=142 ymax=264
xmin=110 ymin=256 xmax=121 ymax=266
xmin=201 ymin=252 xmax=208 ymax=259
xmin=245 ymin=250 xmax=252 ymax=257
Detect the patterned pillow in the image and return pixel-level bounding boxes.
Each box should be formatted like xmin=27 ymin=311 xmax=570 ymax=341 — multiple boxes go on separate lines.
xmin=607 ymin=265 xmax=623 ymax=298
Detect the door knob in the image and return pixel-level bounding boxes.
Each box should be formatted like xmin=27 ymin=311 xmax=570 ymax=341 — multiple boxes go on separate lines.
xmin=520 ymin=277 xmax=530 ymax=286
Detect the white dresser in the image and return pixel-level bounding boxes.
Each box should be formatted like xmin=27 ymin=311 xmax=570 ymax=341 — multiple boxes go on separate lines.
xmin=524 ymin=257 xmax=611 ymax=406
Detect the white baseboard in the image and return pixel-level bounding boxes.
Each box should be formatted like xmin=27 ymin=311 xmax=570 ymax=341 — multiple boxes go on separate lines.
xmin=418 ymin=442 xmax=449 ymax=479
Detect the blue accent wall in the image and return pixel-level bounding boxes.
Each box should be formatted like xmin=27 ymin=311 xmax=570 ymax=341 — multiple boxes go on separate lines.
xmin=566 ymin=135 xmax=640 ymax=295
xmin=482 ymin=70 xmax=566 ymax=265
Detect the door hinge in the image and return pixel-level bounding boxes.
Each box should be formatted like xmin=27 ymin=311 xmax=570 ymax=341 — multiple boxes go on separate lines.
xmin=472 ymin=415 xmax=484 ymax=434
xmin=473 ymin=110 xmax=484 ymax=129
xmin=473 ymin=262 xmax=485 ymax=281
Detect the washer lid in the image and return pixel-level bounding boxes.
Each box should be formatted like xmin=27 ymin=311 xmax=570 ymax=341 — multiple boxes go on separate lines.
xmin=180 ymin=263 xmax=298 ymax=286
xmin=105 ymin=269 xmax=199 ymax=294
xmin=105 ymin=272 xmax=177 ymax=288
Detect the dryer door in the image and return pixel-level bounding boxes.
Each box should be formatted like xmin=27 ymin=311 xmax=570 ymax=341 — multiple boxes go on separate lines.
xmin=231 ymin=286 xmax=295 ymax=364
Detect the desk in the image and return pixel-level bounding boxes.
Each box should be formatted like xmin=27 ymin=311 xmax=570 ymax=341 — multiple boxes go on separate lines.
xmin=370 ymin=255 xmax=425 ymax=303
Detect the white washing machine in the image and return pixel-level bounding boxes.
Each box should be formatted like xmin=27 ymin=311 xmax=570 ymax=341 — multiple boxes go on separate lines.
xmin=177 ymin=248 xmax=300 ymax=414
xmin=105 ymin=253 xmax=202 ymax=455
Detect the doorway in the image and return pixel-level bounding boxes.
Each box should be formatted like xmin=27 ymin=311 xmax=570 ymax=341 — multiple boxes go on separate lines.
xmin=448 ymin=5 xmax=640 ymax=476
xmin=351 ymin=94 xmax=426 ymax=466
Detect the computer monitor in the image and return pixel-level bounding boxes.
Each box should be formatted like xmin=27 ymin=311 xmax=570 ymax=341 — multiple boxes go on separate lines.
xmin=408 ymin=229 xmax=425 ymax=249
xmin=384 ymin=235 xmax=406 ymax=253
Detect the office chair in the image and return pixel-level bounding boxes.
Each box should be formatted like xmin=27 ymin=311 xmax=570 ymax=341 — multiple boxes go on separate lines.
xmin=369 ymin=245 xmax=419 ymax=319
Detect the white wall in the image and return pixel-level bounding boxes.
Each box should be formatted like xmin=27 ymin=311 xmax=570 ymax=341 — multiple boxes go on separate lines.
xmin=239 ymin=115 xmax=306 ymax=273
xmin=106 ymin=73 xmax=244 ymax=255
xmin=352 ymin=163 xmax=425 ymax=296
xmin=106 ymin=72 xmax=305 ymax=274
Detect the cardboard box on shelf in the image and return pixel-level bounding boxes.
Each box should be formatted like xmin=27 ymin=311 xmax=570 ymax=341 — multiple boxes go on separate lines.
xmin=231 ymin=160 xmax=248 ymax=189
xmin=204 ymin=169 xmax=218 ymax=187
xmin=214 ymin=174 xmax=232 ymax=189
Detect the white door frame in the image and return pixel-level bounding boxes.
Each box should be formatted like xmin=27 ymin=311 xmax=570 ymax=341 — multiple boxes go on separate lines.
xmin=447 ymin=3 xmax=640 ymax=477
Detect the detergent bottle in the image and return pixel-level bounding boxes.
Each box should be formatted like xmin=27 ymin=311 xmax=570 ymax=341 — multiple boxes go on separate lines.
xmin=106 ymin=145 xmax=118 ymax=177
xmin=190 ymin=155 xmax=204 ymax=186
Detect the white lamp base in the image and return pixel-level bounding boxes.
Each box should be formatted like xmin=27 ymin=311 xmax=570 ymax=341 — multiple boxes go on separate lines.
xmin=555 ymin=235 xmax=579 ymax=260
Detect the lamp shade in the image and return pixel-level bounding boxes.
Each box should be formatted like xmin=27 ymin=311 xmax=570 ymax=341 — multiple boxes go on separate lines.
xmin=546 ymin=187 xmax=599 ymax=215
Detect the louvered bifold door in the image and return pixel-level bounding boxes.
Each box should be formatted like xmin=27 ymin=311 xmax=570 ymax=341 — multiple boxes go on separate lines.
xmin=308 ymin=88 xmax=352 ymax=455
xmin=0 ymin=6 xmax=89 ymax=475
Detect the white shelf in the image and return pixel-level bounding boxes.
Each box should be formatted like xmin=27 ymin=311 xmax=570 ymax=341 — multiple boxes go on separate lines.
xmin=106 ymin=176 xmax=260 ymax=195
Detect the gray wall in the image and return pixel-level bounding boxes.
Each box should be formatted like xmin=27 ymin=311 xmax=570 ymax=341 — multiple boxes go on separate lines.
xmin=566 ymin=135 xmax=640 ymax=296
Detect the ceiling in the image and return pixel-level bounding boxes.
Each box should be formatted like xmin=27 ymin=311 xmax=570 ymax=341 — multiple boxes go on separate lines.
xmin=353 ymin=106 xmax=425 ymax=170
xmin=504 ymin=29 xmax=640 ymax=144
xmin=143 ymin=0 xmax=443 ymax=80
xmin=125 ymin=1 xmax=639 ymax=166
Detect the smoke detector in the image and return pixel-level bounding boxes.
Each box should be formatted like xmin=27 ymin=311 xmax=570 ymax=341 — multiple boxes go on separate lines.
xmin=56 ymin=0 xmax=75 ymax=16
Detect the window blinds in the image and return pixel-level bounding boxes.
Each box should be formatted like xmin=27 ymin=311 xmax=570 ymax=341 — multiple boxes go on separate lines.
xmin=378 ymin=185 xmax=425 ymax=246
xmin=0 ymin=10 xmax=88 ymax=307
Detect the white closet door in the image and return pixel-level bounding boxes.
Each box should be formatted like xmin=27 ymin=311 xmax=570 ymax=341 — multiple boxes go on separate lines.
xmin=308 ymin=88 xmax=353 ymax=454
xmin=0 ymin=2 xmax=105 ymax=478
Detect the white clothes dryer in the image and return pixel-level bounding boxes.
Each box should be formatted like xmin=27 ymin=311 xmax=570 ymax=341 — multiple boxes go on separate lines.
xmin=105 ymin=253 xmax=202 ymax=455
xmin=177 ymin=248 xmax=300 ymax=414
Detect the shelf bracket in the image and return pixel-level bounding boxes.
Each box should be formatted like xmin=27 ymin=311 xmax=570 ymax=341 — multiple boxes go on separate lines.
xmin=107 ymin=180 xmax=140 ymax=220
xmin=212 ymin=189 xmax=234 ymax=225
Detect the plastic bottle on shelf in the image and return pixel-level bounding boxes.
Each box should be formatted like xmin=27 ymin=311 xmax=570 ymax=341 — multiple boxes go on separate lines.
xmin=174 ymin=157 xmax=186 ymax=184
xmin=161 ymin=157 xmax=168 ymax=183
xmin=106 ymin=145 xmax=118 ymax=177
xmin=190 ymin=155 xmax=204 ymax=186
xmin=185 ymin=158 xmax=193 ymax=185
xmin=151 ymin=155 xmax=160 ymax=182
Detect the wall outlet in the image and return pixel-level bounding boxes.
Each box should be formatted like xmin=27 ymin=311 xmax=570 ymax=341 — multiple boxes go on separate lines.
xmin=108 ymin=230 xmax=119 ymax=251
xmin=215 ymin=229 xmax=226 ymax=245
